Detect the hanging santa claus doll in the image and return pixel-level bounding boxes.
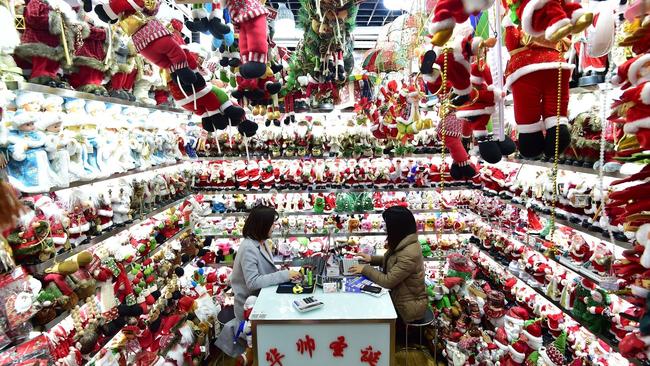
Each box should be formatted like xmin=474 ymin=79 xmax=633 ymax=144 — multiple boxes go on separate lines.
xmin=428 ymin=0 xmax=495 ymax=46
xmin=220 ymin=0 xmax=270 ymax=79
xmin=457 ymin=60 xmax=516 ymax=163
xmin=502 ymin=0 xmax=591 ymax=158
xmin=88 ymin=0 xmax=198 ymax=87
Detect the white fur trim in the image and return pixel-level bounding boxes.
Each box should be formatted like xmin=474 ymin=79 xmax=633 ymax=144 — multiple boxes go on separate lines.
xmin=517 ymin=121 xmax=545 ymax=133
xmin=473 ymin=130 xmax=488 ymax=137
xmin=457 ymin=106 xmax=495 ymax=117
xmin=629 ymin=55 xmax=650 ymax=86
xmin=641 ymin=82 xmax=650 ymax=105
xmin=96 ymin=221 xmax=113 ymax=232
xmin=471 ymin=76 xmax=485 ymax=84
xmin=545 ymin=18 xmax=572 ymax=41
xmin=623 ymin=116 xmax=650 ymax=134
xmin=192 ymin=8 xmax=208 ymax=19
xmin=521 ymin=0 xmax=552 ymax=37
xmin=422 ymin=73 xmax=440 ymax=83
xmin=220 ymin=100 xmax=233 ymax=112
xmin=68 ymin=222 xmax=90 ymax=234
xmin=102 ymin=4 xmax=119 ymax=21
xmin=508 ymin=344 xmax=526 ymax=363
xmin=522 ymin=329 xmax=543 ymax=347
xmin=502 ymin=10 xmax=515 ymax=27
xmin=454 ymin=84 xmax=472 ymax=96
xmin=571 ymin=8 xmax=587 ymax=24
xmin=471 ymin=38 xmax=483 ymax=56
xmin=174 ymin=84 xmax=212 ymax=106
xmin=51 ymin=236 xmax=68 ymax=245
xmin=637 ymin=224 xmax=650 ymax=268
xmin=429 ymin=18 xmax=455 ymax=34
xmin=98 ymin=209 xmax=113 ymax=217
xmin=504 ymin=63 xmax=574 ymax=90
xmin=544 ymin=116 xmax=569 ymax=129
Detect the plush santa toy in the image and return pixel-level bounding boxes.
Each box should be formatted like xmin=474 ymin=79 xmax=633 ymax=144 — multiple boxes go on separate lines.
xmin=458 ymin=61 xmax=516 ymax=163
xmin=502 ymin=6 xmax=578 ymax=158
xmin=67 ymin=11 xmax=110 ymax=95
xmin=428 ymin=0 xmax=495 ymax=46
xmin=220 ymin=0 xmax=269 ymax=79
xmin=89 ymin=0 xmax=197 ymax=86
xmin=511 ymin=0 xmax=593 ymax=42
xmin=13 ymin=0 xmax=87 ymax=87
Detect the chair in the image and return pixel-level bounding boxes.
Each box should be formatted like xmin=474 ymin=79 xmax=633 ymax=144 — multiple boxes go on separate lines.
xmin=404 ymin=308 xmax=434 ymax=366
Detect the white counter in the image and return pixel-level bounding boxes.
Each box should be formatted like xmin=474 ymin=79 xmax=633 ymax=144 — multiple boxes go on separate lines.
xmin=252 ymin=286 xmax=397 ymax=366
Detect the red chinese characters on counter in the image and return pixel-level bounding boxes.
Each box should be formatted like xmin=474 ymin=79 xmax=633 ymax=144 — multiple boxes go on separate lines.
xmin=330 ymin=336 xmax=348 ymax=357
xmin=296 ymin=335 xmax=316 ymax=358
xmin=360 ymin=345 xmax=382 ymax=366
xmin=266 ymin=348 xmax=285 ymax=366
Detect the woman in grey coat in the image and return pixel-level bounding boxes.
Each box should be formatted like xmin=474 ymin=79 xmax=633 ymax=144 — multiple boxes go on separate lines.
xmin=215 ymin=206 xmax=302 ymax=357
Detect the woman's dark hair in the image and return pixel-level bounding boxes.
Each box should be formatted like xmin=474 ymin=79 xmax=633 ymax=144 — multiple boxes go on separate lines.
xmin=243 ymin=205 xmax=279 ymax=241
xmin=382 ymin=206 xmax=417 ymax=250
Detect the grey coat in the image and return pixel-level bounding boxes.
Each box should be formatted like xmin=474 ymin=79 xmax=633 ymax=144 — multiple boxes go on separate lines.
xmin=215 ymin=238 xmax=289 ymax=357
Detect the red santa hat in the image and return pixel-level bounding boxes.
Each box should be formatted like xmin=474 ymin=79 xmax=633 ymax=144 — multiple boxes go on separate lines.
xmin=522 ymin=318 xmax=543 ymax=349
xmin=505 ymin=306 xmax=529 ymax=325
xmin=508 ymin=339 xmax=530 ymax=364
xmin=612 ymin=55 xmax=650 ymax=89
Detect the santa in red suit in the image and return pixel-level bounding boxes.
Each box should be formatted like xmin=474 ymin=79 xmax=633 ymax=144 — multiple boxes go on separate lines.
xmin=457 ymin=61 xmax=515 ymax=163
xmin=13 ymin=0 xmax=88 ymax=87
xmin=513 ymin=0 xmax=593 ymax=42
xmin=221 ymin=0 xmax=269 ymax=79
xmin=428 ymin=0 xmax=495 ymax=46
xmin=502 ymin=8 xmax=576 ymax=158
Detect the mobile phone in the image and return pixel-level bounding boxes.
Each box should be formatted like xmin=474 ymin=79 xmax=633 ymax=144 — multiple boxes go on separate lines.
xmin=361 ymin=285 xmax=382 ymax=294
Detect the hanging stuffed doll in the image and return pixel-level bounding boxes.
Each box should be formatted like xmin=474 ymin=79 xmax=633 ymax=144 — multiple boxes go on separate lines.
xmin=457 ymin=61 xmax=516 ymax=163
xmin=108 ymin=27 xmax=139 ymax=100
xmin=185 ymin=2 xmax=231 ymax=38
xmin=502 ymin=2 xmax=593 ymax=158
xmin=88 ymin=0 xmax=198 ymax=87
xmin=66 ymin=7 xmax=110 ymax=95
xmin=13 ymin=0 xmax=88 ymax=88
xmin=220 ymin=0 xmax=269 ymax=79
xmin=428 ymin=0 xmax=495 ymax=46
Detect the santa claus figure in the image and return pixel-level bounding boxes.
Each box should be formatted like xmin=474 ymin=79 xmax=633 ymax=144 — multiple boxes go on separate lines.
xmin=502 ymin=4 xmax=580 ymax=158
xmin=458 ymin=60 xmax=516 ymax=163
xmin=428 ymin=0 xmax=495 ymax=46
xmin=13 ymin=0 xmax=87 ymax=87
xmin=221 ymin=0 xmax=269 ymax=79
xmin=512 ymin=0 xmax=593 ymax=42
xmin=89 ymin=0 xmax=198 ymax=87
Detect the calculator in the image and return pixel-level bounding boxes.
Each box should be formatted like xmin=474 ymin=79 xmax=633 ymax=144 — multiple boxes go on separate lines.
xmin=292 ymin=296 xmax=325 ymax=312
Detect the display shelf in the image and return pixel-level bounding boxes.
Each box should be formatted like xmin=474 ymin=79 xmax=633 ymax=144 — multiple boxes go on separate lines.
xmin=25 ymin=198 xmax=186 ymax=274
xmin=206 ymin=208 xmax=455 ymax=217
xmin=196 ymin=154 xmax=443 ymax=161
xmin=8 ymin=81 xmax=188 ymax=114
xmin=468 ymin=215 xmax=640 ymax=322
xmin=40 ymin=227 xmax=189 ymax=334
xmin=22 ymin=161 xmax=186 ymax=196
xmin=472 ymin=246 xmax=641 ymax=366
xmin=505 ymin=157 xmax=628 ymax=179
xmin=199 ymin=229 xmax=468 ymax=238
xmin=491 ymin=194 xmax=633 ymax=249
xmin=196 ymin=185 xmax=475 ymax=195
